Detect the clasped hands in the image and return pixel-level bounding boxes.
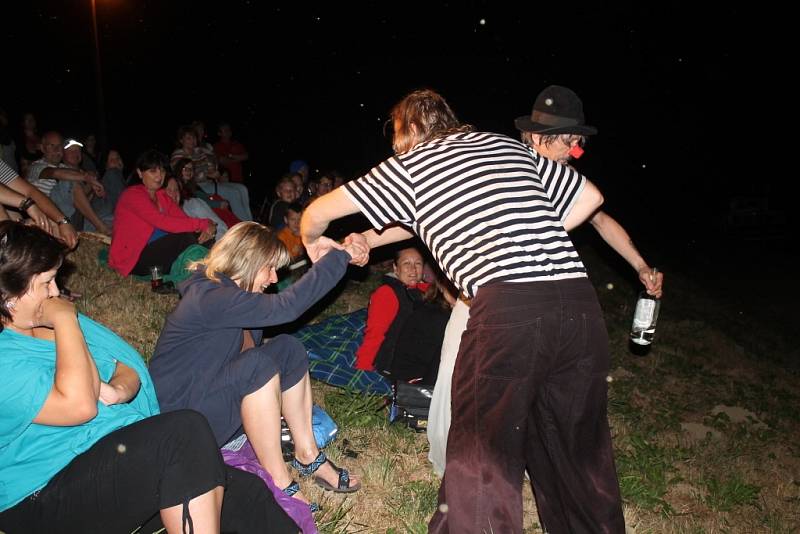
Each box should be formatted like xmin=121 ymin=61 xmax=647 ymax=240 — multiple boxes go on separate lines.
xmin=305 ymin=233 xmax=370 ymax=266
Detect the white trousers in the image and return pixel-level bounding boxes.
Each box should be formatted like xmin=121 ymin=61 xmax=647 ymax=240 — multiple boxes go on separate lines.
xmin=426 ymin=298 xmax=470 ymax=477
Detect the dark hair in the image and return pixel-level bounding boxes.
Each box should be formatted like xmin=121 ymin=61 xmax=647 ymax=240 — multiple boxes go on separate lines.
xmin=520 ymin=131 xmax=587 ymax=150
xmin=176 ymin=125 xmax=197 ymax=145
xmin=172 ymin=157 xmax=198 ymax=199
xmin=172 ymin=157 xmax=193 ymax=177
xmin=0 ymin=221 xmax=69 ymax=329
xmin=135 ymin=149 xmax=170 ymax=173
xmin=286 ymin=202 xmax=303 ymax=215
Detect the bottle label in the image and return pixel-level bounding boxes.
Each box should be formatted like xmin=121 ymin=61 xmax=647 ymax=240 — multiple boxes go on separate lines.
xmin=633 ymin=298 xmax=656 ymax=328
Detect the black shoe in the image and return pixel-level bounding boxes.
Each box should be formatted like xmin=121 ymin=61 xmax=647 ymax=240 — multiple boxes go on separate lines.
xmin=153 ymin=281 xmax=177 ymax=295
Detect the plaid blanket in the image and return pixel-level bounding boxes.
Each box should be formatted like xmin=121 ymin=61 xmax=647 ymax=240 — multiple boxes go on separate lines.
xmin=292 ymin=309 xmax=392 ymax=397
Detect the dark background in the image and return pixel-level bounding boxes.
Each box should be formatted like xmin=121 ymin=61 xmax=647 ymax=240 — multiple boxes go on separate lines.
xmin=3 ymin=1 xmax=792 ymax=331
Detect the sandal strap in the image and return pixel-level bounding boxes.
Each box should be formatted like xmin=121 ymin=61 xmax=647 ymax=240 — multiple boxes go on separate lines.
xmin=336 ymin=467 xmax=351 ymax=490
xmin=290 ymin=450 xmax=327 ymax=477
xmin=325 ymin=457 xmax=351 ymax=490
xmin=281 ymin=481 xmax=300 ymax=497
xmin=283 ymin=481 xmax=320 ymax=512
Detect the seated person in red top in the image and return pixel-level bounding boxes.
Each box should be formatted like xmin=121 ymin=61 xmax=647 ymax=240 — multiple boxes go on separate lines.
xmin=355 ymin=246 xmax=450 ymax=385
xmin=214 ymin=122 xmax=249 ymax=184
xmin=109 ymin=150 xmax=215 ymax=278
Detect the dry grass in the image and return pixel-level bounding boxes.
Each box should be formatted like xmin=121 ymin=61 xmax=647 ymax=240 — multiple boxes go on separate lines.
xmin=67 ymin=239 xmax=800 ymax=533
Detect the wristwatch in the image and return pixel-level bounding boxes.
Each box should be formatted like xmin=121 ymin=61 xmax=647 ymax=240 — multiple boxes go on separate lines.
xmin=57 ymin=217 xmax=70 ymax=225
xmin=18 ymin=197 xmax=35 ymax=212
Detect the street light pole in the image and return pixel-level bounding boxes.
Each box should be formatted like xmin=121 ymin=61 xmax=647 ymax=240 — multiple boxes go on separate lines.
xmin=90 ymin=0 xmax=108 ymax=150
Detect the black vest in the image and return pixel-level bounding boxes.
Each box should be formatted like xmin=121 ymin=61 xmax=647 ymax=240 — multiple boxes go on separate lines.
xmin=373 ymin=276 xmax=448 ymax=384
xmin=373 ymin=276 xmax=423 ymax=374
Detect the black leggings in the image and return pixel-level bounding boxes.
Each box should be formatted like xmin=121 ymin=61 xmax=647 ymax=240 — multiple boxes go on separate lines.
xmin=0 ymin=410 xmax=298 ymax=534
xmin=131 ymin=232 xmax=204 ymax=277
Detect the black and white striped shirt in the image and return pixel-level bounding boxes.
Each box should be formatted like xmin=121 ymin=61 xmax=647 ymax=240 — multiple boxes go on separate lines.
xmin=0 ymin=159 xmax=18 ymax=185
xmin=344 ymin=131 xmax=588 ymax=298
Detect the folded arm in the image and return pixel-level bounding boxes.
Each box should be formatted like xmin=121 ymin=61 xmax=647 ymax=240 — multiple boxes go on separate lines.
xmin=99 ymin=360 xmax=141 ymax=405
xmin=123 ymin=189 xmax=211 ymax=234
xmin=5 ymin=176 xmax=77 ymax=247
xmin=33 ymin=299 xmax=101 ymax=426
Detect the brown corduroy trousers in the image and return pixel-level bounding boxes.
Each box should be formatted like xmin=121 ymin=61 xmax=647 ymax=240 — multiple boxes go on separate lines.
xmin=429 ymin=278 xmax=625 ymax=534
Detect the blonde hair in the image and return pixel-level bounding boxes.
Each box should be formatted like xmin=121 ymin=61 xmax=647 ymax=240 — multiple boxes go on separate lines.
xmin=190 ymin=222 xmax=290 ymax=291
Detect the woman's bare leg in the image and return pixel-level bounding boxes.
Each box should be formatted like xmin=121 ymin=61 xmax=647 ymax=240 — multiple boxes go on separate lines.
xmin=241 ymin=375 xmax=310 ymax=503
xmin=281 ymin=373 xmax=359 ymax=489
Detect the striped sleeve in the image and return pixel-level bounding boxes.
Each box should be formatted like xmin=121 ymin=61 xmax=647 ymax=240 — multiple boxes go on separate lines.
xmin=535 ymin=155 xmax=586 ymax=222
xmin=0 ymin=159 xmax=18 ymax=184
xmin=343 ymin=157 xmax=416 ymax=230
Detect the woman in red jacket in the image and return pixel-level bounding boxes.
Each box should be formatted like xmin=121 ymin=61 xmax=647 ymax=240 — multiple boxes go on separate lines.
xmin=355 ymin=247 xmax=451 ymax=384
xmin=109 ymin=150 xmax=215 ymax=277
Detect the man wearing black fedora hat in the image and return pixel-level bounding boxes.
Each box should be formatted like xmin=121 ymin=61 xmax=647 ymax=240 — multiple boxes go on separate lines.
xmin=301 ymin=88 xmax=629 ymax=533
xmin=426 ymin=84 xmax=664 ymax=494
xmin=516 ymin=85 xmax=663 ymax=295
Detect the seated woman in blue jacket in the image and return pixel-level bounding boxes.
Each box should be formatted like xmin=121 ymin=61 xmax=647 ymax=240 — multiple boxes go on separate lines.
xmin=0 ymin=221 xmax=297 ymax=534
xmin=149 ymin=222 xmax=364 ymax=511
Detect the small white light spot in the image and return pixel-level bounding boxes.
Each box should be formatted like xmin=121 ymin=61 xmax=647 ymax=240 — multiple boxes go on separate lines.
xmin=479 ymin=18 xmax=486 ymax=25
xmin=606 ymin=283 xmax=614 ymax=290
xmin=642 ymin=164 xmax=647 ymax=168
xmin=545 ymin=98 xmax=553 ymax=106
xmin=438 ymin=503 xmax=449 ymax=513
xmin=117 ymin=443 xmax=127 ymax=454
xmin=606 ymin=375 xmax=613 ymax=383
xmin=360 ymin=103 xmax=364 ymax=108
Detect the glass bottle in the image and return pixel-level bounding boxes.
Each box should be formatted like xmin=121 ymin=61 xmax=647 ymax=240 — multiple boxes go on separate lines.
xmin=629 ymin=268 xmax=661 ymax=346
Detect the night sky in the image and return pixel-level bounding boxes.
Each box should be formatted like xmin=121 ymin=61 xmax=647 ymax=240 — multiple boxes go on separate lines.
xmin=4 ymin=2 xmax=782 ymax=266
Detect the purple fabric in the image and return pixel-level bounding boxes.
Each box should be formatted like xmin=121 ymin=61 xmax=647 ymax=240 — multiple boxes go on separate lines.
xmin=221 ymin=441 xmax=318 ymax=534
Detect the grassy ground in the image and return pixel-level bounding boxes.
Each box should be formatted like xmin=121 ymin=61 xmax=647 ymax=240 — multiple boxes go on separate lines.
xmin=67 ymin=237 xmax=800 ymax=533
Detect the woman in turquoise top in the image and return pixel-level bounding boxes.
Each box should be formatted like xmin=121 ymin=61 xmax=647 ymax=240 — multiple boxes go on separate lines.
xmin=0 ymin=221 xmax=297 ymax=534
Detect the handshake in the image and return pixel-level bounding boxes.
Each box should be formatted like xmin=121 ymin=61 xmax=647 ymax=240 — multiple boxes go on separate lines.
xmin=304 ymin=233 xmax=370 ymax=267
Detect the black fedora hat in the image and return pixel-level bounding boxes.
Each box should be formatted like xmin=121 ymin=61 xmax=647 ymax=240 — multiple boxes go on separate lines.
xmin=514 ymin=85 xmax=598 ymax=136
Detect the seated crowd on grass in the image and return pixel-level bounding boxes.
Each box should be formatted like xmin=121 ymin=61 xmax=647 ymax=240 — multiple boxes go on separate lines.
xmin=1 ymin=89 xmax=667 ymax=534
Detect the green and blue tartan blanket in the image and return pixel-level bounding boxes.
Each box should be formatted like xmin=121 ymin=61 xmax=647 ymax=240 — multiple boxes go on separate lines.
xmin=292 ymin=309 xmax=392 ymax=397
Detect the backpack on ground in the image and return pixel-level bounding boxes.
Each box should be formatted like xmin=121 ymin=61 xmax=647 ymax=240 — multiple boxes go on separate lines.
xmin=388 ymin=381 xmax=434 ymax=432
